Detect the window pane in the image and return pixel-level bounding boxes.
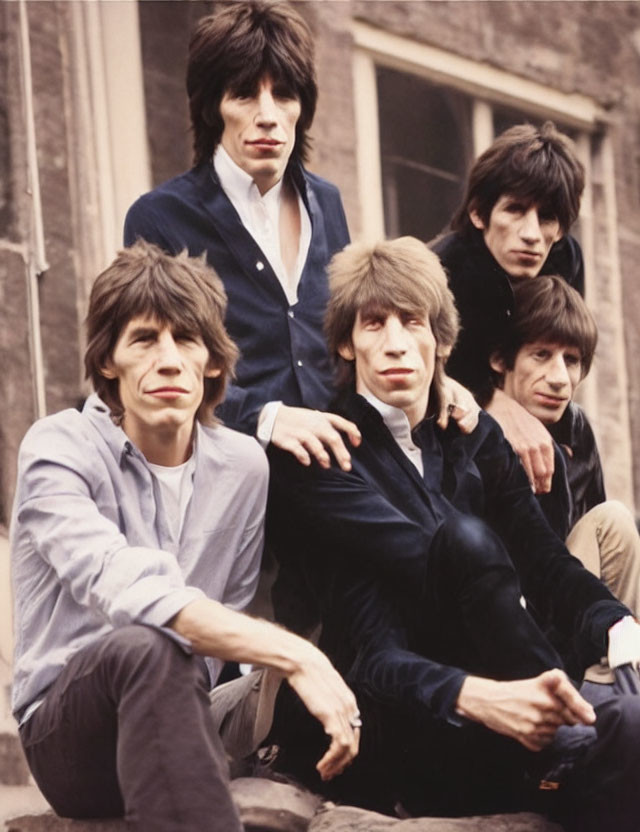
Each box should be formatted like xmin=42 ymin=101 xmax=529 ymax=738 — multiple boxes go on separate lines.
xmin=376 ymin=67 xmax=473 ymax=241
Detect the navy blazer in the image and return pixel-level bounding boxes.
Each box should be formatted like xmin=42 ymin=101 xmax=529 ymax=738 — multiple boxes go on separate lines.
xmin=267 ymin=393 xmax=628 ymax=722
xmin=124 ymin=161 xmax=350 ymax=434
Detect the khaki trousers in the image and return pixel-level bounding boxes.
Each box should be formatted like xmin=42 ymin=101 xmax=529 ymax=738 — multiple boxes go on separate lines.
xmin=566 ymin=500 xmax=640 ymax=682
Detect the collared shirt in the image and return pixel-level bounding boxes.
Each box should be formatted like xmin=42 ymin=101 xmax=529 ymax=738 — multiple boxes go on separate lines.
xmin=363 ymin=392 xmax=425 ymax=476
xmin=10 ymin=394 xmax=269 ymax=718
xmin=214 ymin=145 xmax=311 ymax=306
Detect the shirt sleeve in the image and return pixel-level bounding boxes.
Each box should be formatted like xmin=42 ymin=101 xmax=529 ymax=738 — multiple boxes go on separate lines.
xmin=14 ymin=420 xmax=203 ymax=630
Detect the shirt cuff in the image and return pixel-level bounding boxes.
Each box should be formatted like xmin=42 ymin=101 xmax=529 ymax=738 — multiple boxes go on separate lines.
xmin=257 ymin=401 xmax=282 ymax=448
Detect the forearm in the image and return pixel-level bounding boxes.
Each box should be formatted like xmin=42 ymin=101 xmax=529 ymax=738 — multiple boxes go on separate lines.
xmin=170 ymin=597 xmax=327 ymax=676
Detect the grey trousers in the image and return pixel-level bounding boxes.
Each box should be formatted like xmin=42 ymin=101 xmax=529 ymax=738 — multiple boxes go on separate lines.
xmin=19 ymin=625 xmax=243 ymax=832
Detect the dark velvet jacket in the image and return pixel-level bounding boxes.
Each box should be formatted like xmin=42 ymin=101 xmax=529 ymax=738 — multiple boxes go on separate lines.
xmin=267 ymin=392 xmax=627 ymax=723
xmin=432 ymin=229 xmax=584 ymax=404
xmin=124 ymin=161 xmax=350 ymax=435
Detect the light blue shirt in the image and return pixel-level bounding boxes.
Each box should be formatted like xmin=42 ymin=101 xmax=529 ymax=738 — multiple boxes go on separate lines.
xmin=10 ymin=394 xmax=268 ymax=718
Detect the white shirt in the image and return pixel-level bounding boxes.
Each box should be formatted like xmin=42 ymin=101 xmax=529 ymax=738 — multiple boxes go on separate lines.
xmin=214 ymin=145 xmax=312 ymax=444
xmin=363 ymin=392 xmax=424 ymax=477
xmin=213 ymin=145 xmax=311 ymax=305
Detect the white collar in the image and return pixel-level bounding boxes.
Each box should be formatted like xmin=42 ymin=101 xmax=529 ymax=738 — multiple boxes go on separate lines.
xmin=214 ymin=144 xmax=283 ymax=207
xmin=362 ymin=391 xmax=414 ymax=443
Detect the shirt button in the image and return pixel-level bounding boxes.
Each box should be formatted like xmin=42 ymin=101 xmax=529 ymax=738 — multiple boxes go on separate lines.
xmin=297 ymin=359 xmax=303 ymax=367
xmin=288 ymin=309 xmax=295 ymax=318
xmin=256 ymin=261 xmax=264 ymax=271
xmin=506 ymin=309 xmax=511 ymax=317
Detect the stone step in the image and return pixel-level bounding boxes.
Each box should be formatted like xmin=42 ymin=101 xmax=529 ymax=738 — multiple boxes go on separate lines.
xmin=1 ymin=778 xmax=563 ymax=832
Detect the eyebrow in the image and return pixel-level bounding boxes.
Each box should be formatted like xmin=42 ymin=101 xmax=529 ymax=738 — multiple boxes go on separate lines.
xmin=126 ymin=326 xmax=159 ymax=341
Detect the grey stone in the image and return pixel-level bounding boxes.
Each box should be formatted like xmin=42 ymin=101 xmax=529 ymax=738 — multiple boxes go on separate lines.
xmin=309 ymin=805 xmax=563 ymax=832
xmin=231 ymin=776 xmax=323 ymax=831
xmin=4 ymin=814 xmax=126 ymax=832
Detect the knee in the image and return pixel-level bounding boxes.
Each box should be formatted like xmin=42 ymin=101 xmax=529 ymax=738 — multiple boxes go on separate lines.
xmin=437 ymin=513 xmax=511 ymax=571
xmin=100 ymin=625 xmax=193 ymax=680
xmin=597 ymin=693 xmax=640 ymax=759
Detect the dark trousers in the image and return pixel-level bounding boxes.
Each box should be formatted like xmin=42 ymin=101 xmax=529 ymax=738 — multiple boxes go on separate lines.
xmin=272 ymin=513 xmax=640 ymax=826
xmin=19 ymin=625 xmax=242 ymax=832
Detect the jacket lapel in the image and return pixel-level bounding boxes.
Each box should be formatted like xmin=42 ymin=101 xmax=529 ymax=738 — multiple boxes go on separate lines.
xmin=192 ymin=163 xmax=288 ymax=305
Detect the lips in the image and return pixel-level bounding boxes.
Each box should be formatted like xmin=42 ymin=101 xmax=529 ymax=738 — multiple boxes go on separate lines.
xmin=146 ymin=387 xmax=189 ymax=399
xmin=534 ymin=392 xmax=566 ymax=406
xmin=246 ymin=138 xmax=282 ymax=148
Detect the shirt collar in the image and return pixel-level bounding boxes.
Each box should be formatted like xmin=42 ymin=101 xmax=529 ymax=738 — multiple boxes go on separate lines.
xmin=361 ymin=391 xmax=415 ymax=444
xmin=213 ymin=144 xmax=283 ymax=208
xmin=83 ymin=393 xmax=201 ymax=467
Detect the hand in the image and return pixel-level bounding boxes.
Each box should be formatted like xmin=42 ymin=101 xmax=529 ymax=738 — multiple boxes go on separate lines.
xmin=456 ymin=669 xmax=595 ymax=752
xmin=608 ymin=616 xmax=640 ymax=669
xmin=271 ymin=405 xmax=361 ymax=471
xmin=437 ymin=375 xmax=480 ymax=434
xmin=486 ymin=388 xmax=554 ymax=494
xmin=286 ymin=648 xmax=361 ymax=780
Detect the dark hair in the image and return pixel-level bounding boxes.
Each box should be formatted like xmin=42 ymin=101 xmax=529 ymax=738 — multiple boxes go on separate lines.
xmin=325 ymin=237 xmax=459 ymax=401
xmin=451 ymin=122 xmax=585 ymax=235
xmin=187 ymin=1 xmax=317 ymax=167
xmin=494 ymin=275 xmax=597 ymax=380
xmin=85 ymin=241 xmax=238 ymax=425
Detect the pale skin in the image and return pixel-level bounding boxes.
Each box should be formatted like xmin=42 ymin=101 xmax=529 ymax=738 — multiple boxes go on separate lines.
xmin=219 ymin=76 xmax=477 ymax=471
xmin=102 ymin=316 xmax=359 ymax=778
xmin=470 ymin=197 xmax=565 ymax=495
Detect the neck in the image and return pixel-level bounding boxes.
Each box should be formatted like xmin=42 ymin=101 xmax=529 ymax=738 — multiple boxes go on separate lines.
xmin=123 ymin=418 xmax=195 ymax=467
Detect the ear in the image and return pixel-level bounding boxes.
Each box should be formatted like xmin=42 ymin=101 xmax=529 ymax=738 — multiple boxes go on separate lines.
xmin=338 ymin=343 xmax=355 ymax=361
xmin=489 ymin=351 xmax=506 ymax=375
xmin=100 ymin=360 xmax=117 ymax=380
xmin=552 ymin=227 xmax=564 ymax=244
xmin=205 ymin=365 xmax=222 ymax=379
xmin=469 ymin=208 xmax=485 ymax=231
xmin=436 ymin=344 xmax=452 ymax=360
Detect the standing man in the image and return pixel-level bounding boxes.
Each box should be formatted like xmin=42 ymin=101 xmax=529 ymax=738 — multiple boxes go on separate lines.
xmin=432 ymin=122 xmax=585 ymax=493
xmin=11 ymin=242 xmax=359 ymax=832
xmin=124 ymin=0 xmax=360 ymax=471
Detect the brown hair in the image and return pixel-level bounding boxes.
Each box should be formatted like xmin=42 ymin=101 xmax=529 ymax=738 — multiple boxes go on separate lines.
xmin=187 ymin=0 xmax=317 ymax=167
xmin=325 ymin=237 xmax=459 ymax=402
xmin=85 ymin=241 xmax=238 ymax=425
xmin=451 ymin=122 xmax=584 ymax=235
xmin=494 ymin=275 xmax=597 ymax=381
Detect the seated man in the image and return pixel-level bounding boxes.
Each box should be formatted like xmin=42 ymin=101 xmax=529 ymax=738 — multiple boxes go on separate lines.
xmin=10 ymin=242 xmax=359 ymax=831
xmin=432 ymin=121 xmax=585 ymax=494
xmin=489 ymin=274 xmax=640 ymax=618
xmin=267 ymin=237 xmax=640 ymax=830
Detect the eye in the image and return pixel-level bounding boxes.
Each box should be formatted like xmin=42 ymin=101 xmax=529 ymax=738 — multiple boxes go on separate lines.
xmin=174 ymin=331 xmax=200 ymax=344
xmin=532 ymin=348 xmax=551 ymax=361
xmin=272 ymin=84 xmax=297 ymax=101
xmin=564 ymin=352 xmax=581 ymax=367
xmin=362 ymin=316 xmax=384 ymax=331
xmin=538 ymin=209 xmax=558 ymax=224
xmin=504 ymin=201 xmax=526 ymax=214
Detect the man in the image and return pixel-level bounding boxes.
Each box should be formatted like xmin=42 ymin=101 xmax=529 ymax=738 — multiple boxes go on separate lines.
xmin=490 ymin=275 xmax=640 ymax=618
xmin=11 ymin=242 xmax=359 ymax=832
xmin=267 ymin=237 xmax=640 ymax=830
xmin=125 ymin=1 xmax=472 ymax=473
xmin=432 ymin=122 xmax=585 ymax=493
xmin=124 ymin=0 xmax=361 ymax=470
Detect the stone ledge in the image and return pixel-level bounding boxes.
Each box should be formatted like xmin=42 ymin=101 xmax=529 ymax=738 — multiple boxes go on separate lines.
xmin=310 ymin=805 xmax=563 ymax=832
xmin=3 ymin=779 xmax=563 ymax=832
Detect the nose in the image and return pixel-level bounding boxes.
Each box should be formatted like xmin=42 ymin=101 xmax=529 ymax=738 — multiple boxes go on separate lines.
xmin=156 ymin=331 xmax=182 ymax=374
xmin=255 ymin=85 xmax=278 ymax=126
xmin=546 ymin=354 xmax=570 ymax=389
xmin=382 ymin=316 xmax=409 ymax=355
xmin=519 ymin=207 xmax=542 ymax=244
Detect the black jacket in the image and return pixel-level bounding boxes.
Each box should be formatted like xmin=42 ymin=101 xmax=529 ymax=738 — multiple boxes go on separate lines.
xmin=540 ymin=402 xmax=606 ymax=539
xmin=432 ymin=229 xmax=584 ymax=404
xmin=267 ymin=392 xmax=627 ymax=722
